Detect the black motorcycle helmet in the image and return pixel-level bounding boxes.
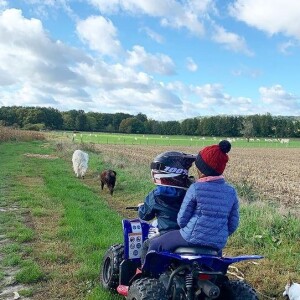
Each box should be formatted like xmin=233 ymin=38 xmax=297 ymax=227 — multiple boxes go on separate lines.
xmin=150 ymin=151 xmax=196 ymax=189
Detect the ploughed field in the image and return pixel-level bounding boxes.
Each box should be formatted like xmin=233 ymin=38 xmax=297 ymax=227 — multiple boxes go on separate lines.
xmin=95 ymin=144 xmax=299 ymax=212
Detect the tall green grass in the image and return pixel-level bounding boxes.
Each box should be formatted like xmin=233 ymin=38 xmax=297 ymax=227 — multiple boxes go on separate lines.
xmin=0 ymin=141 xmax=123 ymax=299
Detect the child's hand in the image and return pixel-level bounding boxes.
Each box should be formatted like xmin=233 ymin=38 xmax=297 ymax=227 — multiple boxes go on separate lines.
xmin=137 ymin=203 xmax=144 ymax=207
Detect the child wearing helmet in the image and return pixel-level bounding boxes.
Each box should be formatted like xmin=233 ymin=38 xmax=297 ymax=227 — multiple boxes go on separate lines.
xmin=138 ymin=151 xmax=196 ymax=264
xmin=148 ymin=140 xmax=239 ymax=255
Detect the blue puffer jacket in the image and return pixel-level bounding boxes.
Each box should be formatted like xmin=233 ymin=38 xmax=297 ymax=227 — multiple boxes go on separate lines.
xmin=177 ymin=178 xmax=239 ymax=250
xmin=138 ymin=186 xmax=186 ymax=234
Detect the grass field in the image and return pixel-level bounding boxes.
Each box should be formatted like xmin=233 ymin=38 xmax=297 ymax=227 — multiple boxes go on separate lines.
xmin=0 ymin=141 xmax=124 ymax=299
xmin=51 ymin=131 xmax=300 ymax=148
xmin=0 ymin=129 xmax=299 ymax=299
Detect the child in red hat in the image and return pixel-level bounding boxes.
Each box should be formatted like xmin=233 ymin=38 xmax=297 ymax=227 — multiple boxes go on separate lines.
xmin=148 ymin=140 xmax=239 ymax=256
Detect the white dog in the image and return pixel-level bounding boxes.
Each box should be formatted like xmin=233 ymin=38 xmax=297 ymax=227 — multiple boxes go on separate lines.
xmin=72 ymin=149 xmax=89 ymax=179
xmin=283 ymin=281 xmax=300 ymax=300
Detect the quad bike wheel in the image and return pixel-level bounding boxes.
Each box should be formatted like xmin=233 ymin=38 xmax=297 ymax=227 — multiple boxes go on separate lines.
xmin=218 ymin=280 xmax=259 ymax=300
xmin=100 ymin=244 xmax=124 ymax=290
xmin=127 ymin=278 xmax=168 ymax=300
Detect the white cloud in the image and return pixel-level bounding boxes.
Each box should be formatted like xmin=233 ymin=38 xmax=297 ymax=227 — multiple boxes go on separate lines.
xmin=212 ymin=24 xmax=253 ymax=56
xmin=186 ymin=57 xmax=198 ymax=72
xmin=0 ymin=0 xmax=7 ymax=11
xmin=88 ymin=0 xmax=261 ymax=57
xmin=259 ymin=85 xmax=300 ymax=114
xmin=16 ymin=0 xmax=77 ymax=20
xmin=88 ymin=0 xmax=206 ymax=37
xmin=231 ymin=65 xmax=262 ymax=78
xmin=167 ymin=82 xmax=257 ymax=116
xmin=0 ymin=68 xmax=15 ymax=85
xmin=1 ymin=83 xmax=59 ymax=107
xmin=76 ymin=15 xmax=122 ymax=57
xmin=141 ymin=27 xmax=164 ymax=43
xmin=1 ymin=5 xmax=299 ymax=120
xmin=229 ymin=0 xmax=300 ymax=40
xmin=0 ymin=9 xmax=91 ymax=104
xmin=74 ymin=60 xmax=153 ymax=91
xmin=72 ymin=60 xmax=183 ymax=120
xmin=85 ymin=84 xmax=183 ymax=121
xmin=0 ymin=8 xmax=183 ymax=119
xmin=126 ymin=45 xmax=176 ymax=75
xmin=169 ymin=82 xmax=300 ymax=116
xmin=278 ymin=40 xmax=296 ymax=55
xmin=191 ymin=83 xmax=231 ymax=106
xmin=87 ymin=0 xmax=120 ymax=14
xmin=187 ymin=0 xmax=216 ymax=15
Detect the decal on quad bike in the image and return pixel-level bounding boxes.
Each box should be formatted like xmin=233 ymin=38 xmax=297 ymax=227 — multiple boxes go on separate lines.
xmin=128 ymin=233 xmax=143 ymax=258
xmin=130 ymin=221 xmax=142 ymax=233
xmin=127 ymin=221 xmax=143 ymax=259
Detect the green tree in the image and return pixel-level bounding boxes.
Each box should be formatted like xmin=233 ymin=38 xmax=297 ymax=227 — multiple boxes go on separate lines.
xmin=260 ymin=113 xmax=274 ymax=137
xmin=24 ymin=108 xmax=46 ymax=128
xmin=293 ymin=120 xmax=300 ymax=137
xmin=181 ymin=118 xmax=198 ymax=135
xmin=161 ymin=121 xmax=181 ymax=135
xmin=119 ymin=117 xmax=145 ymax=133
xmin=112 ymin=112 xmax=133 ymax=131
xmin=240 ymin=119 xmax=255 ymax=142
xmin=62 ymin=112 xmax=75 ymax=130
xmin=144 ymin=119 xmax=162 ymax=134
xmin=198 ymin=117 xmax=217 ymax=136
xmin=42 ymin=107 xmax=63 ymax=129
xmin=96 ymin=113 xmax=114 ymax=132
xmin=62 ymin=110 xmax=79 ymax=131
xmin=135 ymin=113 xmax=148 ymax=123
xmin=86 ymin=115 xmax=97 ymax=131
xmin=0 ymin=106 xmax=18 ymax=126
xmin=75 ymin=110 xmax=87 ymax=131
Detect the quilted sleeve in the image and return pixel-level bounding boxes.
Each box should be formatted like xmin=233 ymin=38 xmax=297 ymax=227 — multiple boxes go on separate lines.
xmin=177 ymin=184 xmax=196 ymax=228
xmin=228 ymin=190 xmax=240 ymax=235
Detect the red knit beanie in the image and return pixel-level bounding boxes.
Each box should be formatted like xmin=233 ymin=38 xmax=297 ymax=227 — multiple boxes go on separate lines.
xmin=195 ymin=140 xmax=231 ymax=176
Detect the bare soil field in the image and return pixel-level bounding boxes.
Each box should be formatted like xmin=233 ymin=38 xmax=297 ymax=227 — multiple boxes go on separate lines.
xmin=95 ymin=144 xmax=300 ymax=213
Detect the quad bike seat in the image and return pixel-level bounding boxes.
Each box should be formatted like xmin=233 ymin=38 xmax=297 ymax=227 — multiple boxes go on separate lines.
xmin=174 ymin=246 xmax=218 ymax=256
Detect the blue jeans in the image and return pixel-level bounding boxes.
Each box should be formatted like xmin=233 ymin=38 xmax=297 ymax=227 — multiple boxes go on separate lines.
xmin=148 ymin=230 xmax=190 ymax=252
xmin=148 ymin=230 xmax=222 ymax=256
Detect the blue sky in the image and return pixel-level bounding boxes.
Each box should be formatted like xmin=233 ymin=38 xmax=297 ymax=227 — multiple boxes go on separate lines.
xmin=0 ymin=0 xmax=299 ymax=121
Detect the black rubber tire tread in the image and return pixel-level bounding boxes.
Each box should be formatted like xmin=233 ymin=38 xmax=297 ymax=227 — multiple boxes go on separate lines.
xmin=100 ymin=244 xmax=124 ymax=290
xmin=127 ymin=278 xmax=168 ymax=300
xmin=217 ymin=280 xmax=259 ymax=300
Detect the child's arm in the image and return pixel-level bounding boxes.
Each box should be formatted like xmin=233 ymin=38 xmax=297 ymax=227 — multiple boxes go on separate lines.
xmin=138 ymin=191 xmax=156 ymax=221
xmin=228 ymin=190 xmax=240 ymax=235
xmin=177 ymin=185 xmax=196 ymax=228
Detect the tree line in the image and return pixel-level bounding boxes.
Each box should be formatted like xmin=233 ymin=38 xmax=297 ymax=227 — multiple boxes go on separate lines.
xmin=0 ymin=106 xmax=299 ymax=138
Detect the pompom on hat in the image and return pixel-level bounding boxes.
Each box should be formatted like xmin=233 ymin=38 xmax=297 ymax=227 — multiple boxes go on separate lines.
xmin=195 ymin=140 xmax=231 ymax=176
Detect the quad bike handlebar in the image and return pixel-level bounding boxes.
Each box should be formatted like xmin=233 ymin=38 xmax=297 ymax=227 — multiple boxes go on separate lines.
xmin=125 ymin=206 xmax=139 ymax=211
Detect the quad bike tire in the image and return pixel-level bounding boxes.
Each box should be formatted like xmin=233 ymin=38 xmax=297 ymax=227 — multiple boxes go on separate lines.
xmin=127 ymin=278 xmax=168 ymax=300
xmin=218 ymin=280 xmax=259 ymax=300
xmin=100 ymin=244 xmax=124 ymax=290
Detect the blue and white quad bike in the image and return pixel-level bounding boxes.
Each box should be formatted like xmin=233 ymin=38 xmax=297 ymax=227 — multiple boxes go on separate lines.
xmin=100 ymin=208 xmax=263 ymax=300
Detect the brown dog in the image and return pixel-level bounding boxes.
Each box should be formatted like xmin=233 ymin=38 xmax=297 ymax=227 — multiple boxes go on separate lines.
xmin=100 ymin=170 xmax=117 ymax=195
